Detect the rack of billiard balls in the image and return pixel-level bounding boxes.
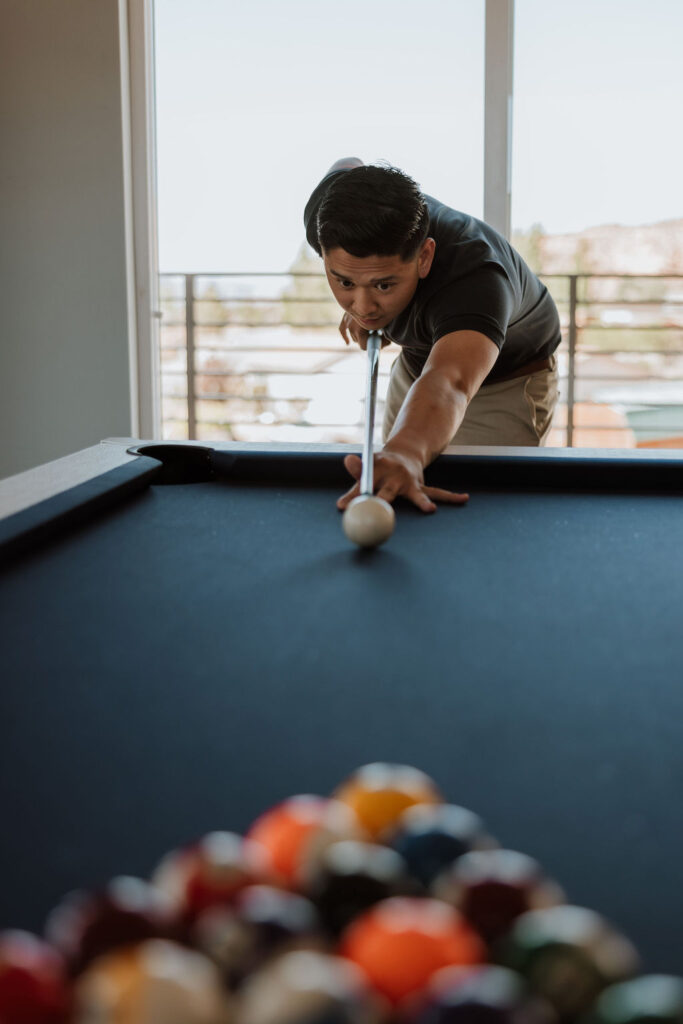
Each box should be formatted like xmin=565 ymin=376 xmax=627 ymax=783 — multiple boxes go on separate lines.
xmin=1 ymin=762 xmax=682 ymax=1023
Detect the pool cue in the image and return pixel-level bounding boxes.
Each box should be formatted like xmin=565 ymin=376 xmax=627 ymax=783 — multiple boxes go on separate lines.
xmin=360 ymin=331 xmax=382 ymax=496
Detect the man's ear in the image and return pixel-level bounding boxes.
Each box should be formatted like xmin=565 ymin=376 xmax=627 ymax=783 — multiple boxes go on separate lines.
xmin=418 ymin=238 xmax=436 ymax=278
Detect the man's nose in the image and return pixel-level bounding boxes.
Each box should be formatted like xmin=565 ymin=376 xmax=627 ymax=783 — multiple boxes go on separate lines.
xmin=352 ymin=290 xmax=379 ymax=315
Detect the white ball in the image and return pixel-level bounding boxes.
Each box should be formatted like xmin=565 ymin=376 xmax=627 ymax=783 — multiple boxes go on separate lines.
xmin=342 ymin=496 xmax=395 ymax=548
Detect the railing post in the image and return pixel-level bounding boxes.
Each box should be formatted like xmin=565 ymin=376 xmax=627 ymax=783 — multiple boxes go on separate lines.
xmin=567 ymin=275 xmax=578 ymax=447
xmin=185 ymin=273 xmax=197 ymax=440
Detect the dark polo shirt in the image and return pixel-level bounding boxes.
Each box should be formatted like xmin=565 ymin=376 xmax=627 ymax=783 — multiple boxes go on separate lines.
xmin=304 ymin=170 xmax=561 ymax=383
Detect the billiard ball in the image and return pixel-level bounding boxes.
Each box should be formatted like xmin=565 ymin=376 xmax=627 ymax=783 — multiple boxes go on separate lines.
xmin=495 ymin=905 xmax=640 ymax=1021
xmin=342 ymin=495 xmax=395 ymax=548
xmin=45 ymin=876 xmax=177 ymax=975
xmin=191 ymin=884 xmax=323 ymax=986
xmin=304 ymin=839 xmax=416 ymax=935
xmin=389 ymin=803 xmax=495 ymax=888
xmin=246 ymin=795 xmax=363 ymax=887
xmin=237 ymin=949 xmax=384 ymax=1024
xmin=152 ymin=830 xmax=255 ymax=924
xmin=433 ymin=849 xmax=565 ymax=944
xmin=71 ymin=938 xmax=232 ymax=1024
xmin=0 ymin=930 xmax=71 ymax=1024
xmin=409 ymin=964 xmax=559 ymax=1024
xmin=339 ymin=896 xmax=485 ymax=1005
xmin=586 ymin=974 xmax=683 ymax=1023
xmin=334 ymin=763 xmax=443 ymax=840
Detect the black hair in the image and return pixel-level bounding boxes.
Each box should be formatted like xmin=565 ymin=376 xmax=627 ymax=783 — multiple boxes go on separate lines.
xmin=316 ymin=165 xmax=430 ymax=261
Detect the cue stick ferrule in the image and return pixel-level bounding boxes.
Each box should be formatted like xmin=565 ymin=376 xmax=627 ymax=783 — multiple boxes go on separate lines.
xmin=360 ymin=331 xmax=382 ymax=496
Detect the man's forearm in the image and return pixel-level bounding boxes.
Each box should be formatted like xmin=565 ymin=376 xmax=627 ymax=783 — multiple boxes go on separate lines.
xmin=383 ymin=369 xmax=469 ymax=467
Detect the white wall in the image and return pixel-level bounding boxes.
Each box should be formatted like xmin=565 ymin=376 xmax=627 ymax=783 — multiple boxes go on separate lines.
xmin=0 ymin=0 xmax=134 ymax=479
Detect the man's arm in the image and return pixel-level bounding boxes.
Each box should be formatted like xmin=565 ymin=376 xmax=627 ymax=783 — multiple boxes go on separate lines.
xmin=327 ymin=157 xmax=364 ymax=173
xmin=384 ymin=330 xmax=499 ymax=466
xmin=337 ymin=331 xmax=499 ymax=513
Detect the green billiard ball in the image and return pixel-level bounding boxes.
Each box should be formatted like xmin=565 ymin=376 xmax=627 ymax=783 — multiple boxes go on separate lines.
xmin=585 ymin=975 xmax=683 ymax=1023
xmin=495 ymin=905 xmax=640 ymax=1021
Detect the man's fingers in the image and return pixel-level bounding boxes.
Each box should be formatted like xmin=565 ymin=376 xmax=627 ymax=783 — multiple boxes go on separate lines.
xmin=337 ymin=481 xmax=361 ymax=510
xmin=337 ymin=454 xmax=363 ymax=509
xmin=424 ymin=486 xmax=470 ymax=505
xmin=343 ymin=453 xmax=362 ymax=479
xmin=338 ymin=451 xmax=470 ymax=516
xmin=406 ymin=487 xmax=437 ymax=513
xmin=375 ymin=484 xmax=399 ymax=506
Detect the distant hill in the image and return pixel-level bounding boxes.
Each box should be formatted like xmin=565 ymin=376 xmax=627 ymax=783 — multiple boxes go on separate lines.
xmin=512 ymin=219 xmax=683 ymax=276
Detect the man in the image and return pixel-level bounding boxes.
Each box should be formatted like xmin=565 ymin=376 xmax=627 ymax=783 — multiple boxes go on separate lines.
xmin=303 ymin=158 xmax=561 ymax=513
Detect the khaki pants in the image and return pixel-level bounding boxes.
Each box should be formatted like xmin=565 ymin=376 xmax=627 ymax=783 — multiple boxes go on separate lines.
xmin=382 ymin=350 xmax=559 ymax=447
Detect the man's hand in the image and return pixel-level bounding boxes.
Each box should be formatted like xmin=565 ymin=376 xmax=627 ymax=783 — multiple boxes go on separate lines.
xmin=337 ymin=451 xmax=469 ymax=514
xmin=338 ymin=313 xmax=391 ymax=350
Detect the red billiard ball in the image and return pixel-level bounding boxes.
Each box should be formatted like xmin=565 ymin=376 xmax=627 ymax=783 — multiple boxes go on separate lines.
xmin=45 ymin=876 xmax=177 ymax=975
xmin=246 ymin=796 xmax=362 ymax=887
xmin=334 ymin=763 xmax=443 ymax=840
xmin=339 ymin=897 xmax=486 ymax=1005
xmin=0 ymin=930 xmax=71 ymax=1024
xmin=152 ymin=830 xmax=255 ymax=923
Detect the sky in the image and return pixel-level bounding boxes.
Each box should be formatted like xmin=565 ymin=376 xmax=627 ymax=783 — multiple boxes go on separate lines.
xmin=154 ymin=0 xmax=683 ymax=273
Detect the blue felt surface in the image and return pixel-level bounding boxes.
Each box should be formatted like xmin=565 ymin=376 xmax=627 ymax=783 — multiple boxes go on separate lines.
xmin=2 ymin=472 xmax=683 ymax=969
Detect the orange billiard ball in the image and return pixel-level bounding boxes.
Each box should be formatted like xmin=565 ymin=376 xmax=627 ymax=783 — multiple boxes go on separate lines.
xmin=334 ymin=763 xmax=443 ymax=840
xmin=340 ymin=897 xmax=485 ymax=1005
xmin=246 ymin=795 xmax=363 ymax=887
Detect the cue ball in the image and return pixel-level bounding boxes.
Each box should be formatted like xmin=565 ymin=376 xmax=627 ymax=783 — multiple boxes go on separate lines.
xmin=342 ymin=496 xmax=395 ymax=548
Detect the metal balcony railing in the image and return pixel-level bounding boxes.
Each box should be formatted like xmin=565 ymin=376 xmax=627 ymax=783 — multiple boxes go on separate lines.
xmin=158 ymin=272 xmax=683 ymax=449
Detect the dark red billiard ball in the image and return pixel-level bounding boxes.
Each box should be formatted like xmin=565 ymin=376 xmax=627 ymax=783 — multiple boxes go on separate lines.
xmin=340 ymin=897 xmax=485 ymax=1005
xmin=0 ymin=930 xmax=71 ymax=1024
xmin=433 ymin=849 xmax=565 ymax=944
xmin=152 ymin=830 xmax=255 ymax=923
xmin=45 ymin=876 xmax=177 ymax=975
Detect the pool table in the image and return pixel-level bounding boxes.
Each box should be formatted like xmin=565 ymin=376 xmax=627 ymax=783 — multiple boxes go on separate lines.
xmin=1 ymin=438 xmax=683 ymax=971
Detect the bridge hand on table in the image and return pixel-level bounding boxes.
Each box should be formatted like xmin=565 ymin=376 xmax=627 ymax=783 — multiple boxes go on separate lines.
xmin=337 ymin=452 xmax=469 ymax=515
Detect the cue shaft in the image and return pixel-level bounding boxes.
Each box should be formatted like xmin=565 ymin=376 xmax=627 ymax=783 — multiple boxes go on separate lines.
xmin=361 ymin=331 xmax=382 ymax=496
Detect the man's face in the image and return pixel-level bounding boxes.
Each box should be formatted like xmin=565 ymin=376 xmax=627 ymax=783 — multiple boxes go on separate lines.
xmin=322 ymin=240 xmax=435 ymax=331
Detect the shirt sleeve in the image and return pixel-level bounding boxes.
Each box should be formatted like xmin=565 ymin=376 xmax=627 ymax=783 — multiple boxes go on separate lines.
xmin=425 ymin=266 xmax=516 ymax=350
xmin=303 ymin=170 xmax=346 ymax=254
